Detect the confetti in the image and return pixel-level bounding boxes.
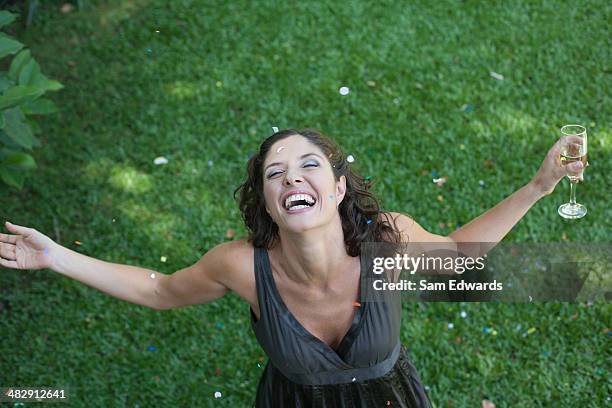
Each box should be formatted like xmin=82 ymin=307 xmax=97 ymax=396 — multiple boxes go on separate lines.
xmin=447 ymin=323 xmax=454 ymax=329
xmin=215 ymin=322 xmax=224 ymax=329
xmin=61 ymin=3 xmax=74 ymax=13
xmin=479 ymin=180 xmax=485 ymax=187
xmin=437 ymin=195 xmax=444 ymax=202
xmin=145 ymin=47 xmax=153 ymax=56
xmin=112 ymin=218 xmax=116 ymax=222
xmin=461 ymin=104 xmax=474 ymax=113
xmin=272 ymin=126 xmax=279 ymax=133
xmin=515 ymin=324 xmax=522 ymax=332
xmin=482 ymin=399 xmax=496 ymax=408
xmin=339 ymin=86 xmax=350 ymax=95
xmin=393 ymin=98 xmax=400 ymax=105
xmin=216 ymin=81 xmax=223 ymax=88
xmin=160 ymin=256 xmax=167 ymax=263
xmin=460 ymin=311 xmax=467 ymax=318
xmin=603 ymin=328 xmax=610 ymax=335
xmin=214 ymin=391 xmax=222 ymax=398
xmin=225 ymin=229 xmax=235 ymax=239
xmin=366 ymin=219 xmax=373 ymax=224
xmin=386 ymin=401 xmax=392 ymax=406
xmin=492 ymin=330 xmax=498 ymax=336
xmin=147 ymin=346 xmax=156 ymax=351
xmin=459 ymin=144 xmax=465 ymax=150
xmin=74 ymin=241 xmax=82 ymax=246
xmin=430 ymin=170 xmax=439 ymax=178
xmin=328 ymin=194 xmax=334 ymax=200
xmin=150 ymin=273 xmax=156 ymax=279
xmin=155 ymin=30 xmax=160 ymax=33
xmin=482 ymin=326 xmax=491 ymax=334
xmin=433 ymin=177 xmax=447 ymax=186
xmin=207 ymin=160 xmax=214 ymax=167
xmin=490 ymin=71 xmax=504 ymax=81
xmin=43 ymin=247 xmax=49 ymax=256
xmin=527 ymin=327 xmax=536 ymax=335
xmin=154 ymin=156 xmax=168 ymax=165
xmin=542 ymin=351 xmax=551 ymax=357
xmin=351 ymin=377 xmax=356 ymax=382
xmin=353 ymin=301 xmax=361 ymax=307
xmin=346 ymin=155 xmax=355 ymax=163
xmin=276 ymin=146 xmax=284 ymax=153
xmin=367 ymin=80 xmax=376 ymax=87
xmin=364 ymin=175 xmax=372 ymax=181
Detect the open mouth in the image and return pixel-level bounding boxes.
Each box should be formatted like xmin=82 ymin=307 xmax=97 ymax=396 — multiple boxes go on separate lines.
xmin=283 ymin=193 xmax=317 ymax=212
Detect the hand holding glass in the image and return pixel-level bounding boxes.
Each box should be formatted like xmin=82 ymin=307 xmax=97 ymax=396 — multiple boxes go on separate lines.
xmin=558 ymin=125 xmax=588 ymax=219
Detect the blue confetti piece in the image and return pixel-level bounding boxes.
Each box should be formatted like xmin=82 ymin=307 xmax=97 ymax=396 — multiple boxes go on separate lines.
xmin=43 ymin=247 xmax=49 ymax=256
xmin=145 ymin=47 xmax=153 ymax=55
xmin=147 ymin=346 xmax=156 ymax=351
xmin=482 ymin=326 xmax=491 ymax=334
xmin=430 ymin=170 xmax=439 ymax=178
xmin=542 ymin=351 xmax=551 ymax=357
xmin=215 ymin=322 xmax=224 ymax=329
xmin=462 ymin=104 xmax=474 ymax=113
xmin=366 ymin=219 xmax=373 ymax=224
xmin=328 ymin=194 xmax=334 ymax=200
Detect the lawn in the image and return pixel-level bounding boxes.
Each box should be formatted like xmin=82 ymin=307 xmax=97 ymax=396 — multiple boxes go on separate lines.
xmin=0 ymin=0 xmax=610 ymax=406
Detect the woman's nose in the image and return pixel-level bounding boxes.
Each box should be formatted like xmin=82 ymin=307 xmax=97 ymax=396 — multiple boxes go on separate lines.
xmin=284 ymin=171 xmax=302 ymax=185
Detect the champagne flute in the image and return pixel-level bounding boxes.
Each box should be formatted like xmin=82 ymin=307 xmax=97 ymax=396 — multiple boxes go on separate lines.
xmin=558 ymin=124 xmax=588 ymax=219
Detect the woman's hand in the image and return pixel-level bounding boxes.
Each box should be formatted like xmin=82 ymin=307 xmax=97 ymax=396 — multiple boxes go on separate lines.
xmin=0 ymin=221 xmax=58 ymax=270
xmin=530 ymin=138 xmax=589 ymax=197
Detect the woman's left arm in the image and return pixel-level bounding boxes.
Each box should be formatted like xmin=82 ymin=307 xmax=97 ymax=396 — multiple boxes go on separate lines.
xmin=449 ymin=137 xmax=587 ymax=245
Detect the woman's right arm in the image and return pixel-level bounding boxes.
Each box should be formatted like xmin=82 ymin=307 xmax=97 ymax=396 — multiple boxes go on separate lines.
xmin=1 ymin=221 xmax=236 ymax=311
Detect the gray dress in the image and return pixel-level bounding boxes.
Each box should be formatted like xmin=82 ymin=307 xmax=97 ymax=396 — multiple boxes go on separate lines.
xmin=249 ymin=247 xmax=433 ymax=407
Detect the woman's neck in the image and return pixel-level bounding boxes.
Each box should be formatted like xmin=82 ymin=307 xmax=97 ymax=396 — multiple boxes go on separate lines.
xmin=273 ymin=218 xmax=353 ymax=290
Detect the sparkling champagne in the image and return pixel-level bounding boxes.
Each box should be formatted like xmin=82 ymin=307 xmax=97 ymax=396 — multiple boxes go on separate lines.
xmin=560 ymin=142 xmax=586 ymax=183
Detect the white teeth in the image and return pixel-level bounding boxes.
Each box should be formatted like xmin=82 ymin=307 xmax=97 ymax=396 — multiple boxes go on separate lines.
xmin=288 ymin=204 xmax=309 ymax=211
xmin=284 ymin=193 xmax=316 ymax=209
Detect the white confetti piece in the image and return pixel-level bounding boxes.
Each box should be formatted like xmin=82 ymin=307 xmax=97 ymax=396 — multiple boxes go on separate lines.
xmin=490 ymin=71 xmax=504 ymax=81
xmin=339 ymin=86 xmax=350 ymax=95
xmin=272 ymin=126 xmax=279 ymax=133
xmin=460 ymin=311 xmax=467 ymax=318
xmin=346 ymin=155 xmax=355 ymax=163
xmin=150 ymin=273 xmax=156 ymax=279
xmin=153 ymin=157 xmax=168 ymax=165
xmin=447 ymin=323 xmax=454 ymax=329
xmin=214 ymin=391 xmax=222 ymax=398
xmin=160 ymin=256 xmax=167 ymax=263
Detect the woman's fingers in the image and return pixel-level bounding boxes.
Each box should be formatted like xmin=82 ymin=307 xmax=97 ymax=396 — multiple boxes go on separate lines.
xmin=0 ymin=257 xmax=19 ymax=269
xmin=0 ymin=242 xmax=16 ymax=260
xmin=0 ymin=232 xmax=18 ymax=244
xmin=5 ymin=221 xmax=30 ymax=237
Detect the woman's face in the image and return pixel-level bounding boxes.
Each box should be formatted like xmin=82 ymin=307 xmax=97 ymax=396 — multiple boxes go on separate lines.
xmin=262 ymin=135 xmax=346 ymax=234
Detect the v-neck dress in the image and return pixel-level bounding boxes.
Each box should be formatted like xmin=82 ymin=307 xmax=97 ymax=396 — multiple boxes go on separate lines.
xmin=249 ymin=247 xmax=433 ymax=407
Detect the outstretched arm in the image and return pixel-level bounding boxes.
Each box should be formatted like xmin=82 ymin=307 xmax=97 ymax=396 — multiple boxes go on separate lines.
xmin=449 ymin=137 xmax=586 ymax=247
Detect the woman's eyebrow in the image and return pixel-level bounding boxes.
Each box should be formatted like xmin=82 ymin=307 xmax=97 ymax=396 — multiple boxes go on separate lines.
xmin=264 ymin=153 xmax=323 ymax=171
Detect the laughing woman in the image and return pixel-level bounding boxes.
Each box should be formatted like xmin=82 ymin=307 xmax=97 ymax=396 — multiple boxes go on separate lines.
xmin=0 ymin=128 xmax=585 ymax=407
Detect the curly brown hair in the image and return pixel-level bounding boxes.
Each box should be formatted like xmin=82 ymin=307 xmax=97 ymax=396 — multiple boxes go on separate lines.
xmin=233 ymin=128 xmax=406 ymax=256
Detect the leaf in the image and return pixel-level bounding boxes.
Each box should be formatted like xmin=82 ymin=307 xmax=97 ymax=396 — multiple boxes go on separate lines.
xmin=0 ymin=11 xmax=17 ymax=29
xmin=0 ymin=167 xmax=25 ymax=189
xmin=8 ymin=49 xmax=32 ymax=81
xmin=21 ymin=97 xmax=57 ymax=115
xmin=2 ymin=107 xmax=40 ymax=149
xmin=0 ymin=33 xmax=24 ymax=60
xmin=18 ymin=57 xmax=42 ymax=86
xmin=0 ymin=72 xmax=13 ymax=93
xmin=2 ymin=151 xmax=36 ymax=170
xmin=0 ymin=85 xmax=44 ymax=110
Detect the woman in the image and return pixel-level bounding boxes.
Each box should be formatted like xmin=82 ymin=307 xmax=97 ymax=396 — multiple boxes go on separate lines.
xmin=0 ymin=128 xmax=585 ymax=407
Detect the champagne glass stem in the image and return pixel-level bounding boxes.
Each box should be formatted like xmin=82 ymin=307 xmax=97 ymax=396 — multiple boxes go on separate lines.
xmin=569 ymin=181 xmax=577 ymax=205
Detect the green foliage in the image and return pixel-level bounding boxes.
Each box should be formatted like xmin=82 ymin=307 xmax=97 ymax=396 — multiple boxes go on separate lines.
xmin=0 ymin=10 xmax=62 ymax=189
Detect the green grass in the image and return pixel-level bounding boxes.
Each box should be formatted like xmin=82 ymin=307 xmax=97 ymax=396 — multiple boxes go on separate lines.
xmin=1 ymin=0 xmax=611 ymax=406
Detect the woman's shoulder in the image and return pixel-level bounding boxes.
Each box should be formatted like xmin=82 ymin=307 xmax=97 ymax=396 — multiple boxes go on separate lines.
xmin=208 ymin=238 xmax=258 ymax=306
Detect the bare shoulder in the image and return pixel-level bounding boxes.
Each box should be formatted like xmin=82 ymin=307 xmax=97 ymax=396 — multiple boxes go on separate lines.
xmin=210 ymin=238 xmax=257 ymax=306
